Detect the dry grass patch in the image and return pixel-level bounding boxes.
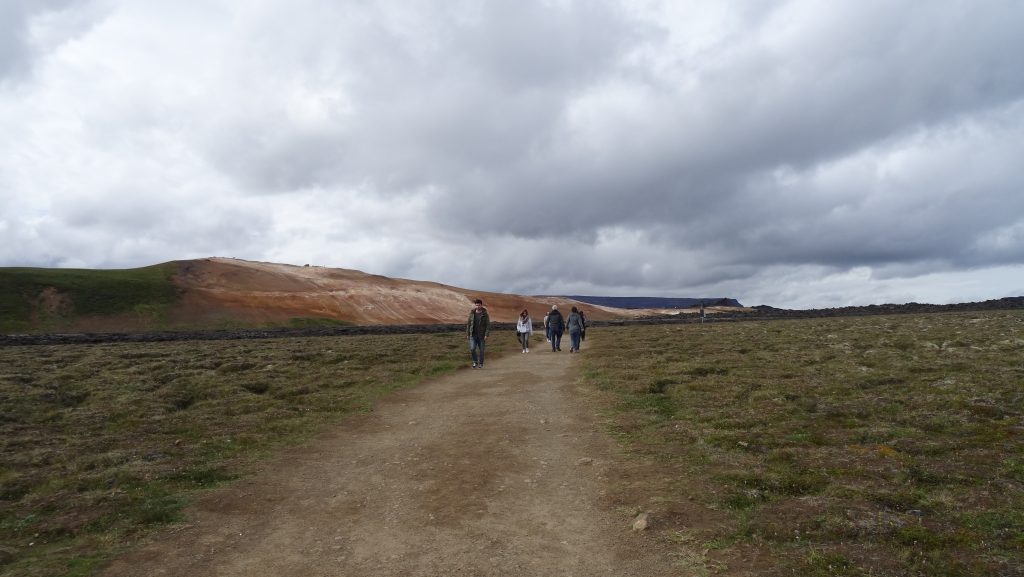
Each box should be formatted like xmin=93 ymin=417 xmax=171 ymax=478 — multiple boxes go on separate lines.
xmin=581 ymin=311 xmax=1024 ymax=576
xmin=0 ymin=332 xmax=507 ymax=577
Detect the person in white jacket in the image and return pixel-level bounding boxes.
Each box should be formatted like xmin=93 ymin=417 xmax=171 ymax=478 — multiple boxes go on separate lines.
xmin=516 ymin=309 xmax=534 ymax=353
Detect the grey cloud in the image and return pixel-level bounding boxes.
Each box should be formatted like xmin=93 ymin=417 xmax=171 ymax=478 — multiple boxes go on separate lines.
xmin=201 ymin=0 xmax=648 ymax=195
xmin=0 ymin=3 xmax=29 ymax=80
xmin=40 ymin=202 xmax=273 ymax=269
xmin=453 ymin=1 xmax=647 ymax=90
xmin=0 ymin=1 xmax=48 ymax=81
xmin=0 ymin=0 xmax=96 ymax=83
xmin=455 ymin=1 xmax=1024 ymax=238
xmin=3 ymin=0 xmax=1024 ymax=308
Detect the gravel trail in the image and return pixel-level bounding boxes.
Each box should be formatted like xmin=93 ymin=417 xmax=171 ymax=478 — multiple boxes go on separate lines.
xmin=102 ymin=346 xmax=678 ymax=577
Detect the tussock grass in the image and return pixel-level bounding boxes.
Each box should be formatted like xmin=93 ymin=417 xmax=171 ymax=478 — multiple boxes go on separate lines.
xmin=0 ymin=331 xmax=503 ymax=576
xmin=581 ymin=311 xmax=1024 ymax=576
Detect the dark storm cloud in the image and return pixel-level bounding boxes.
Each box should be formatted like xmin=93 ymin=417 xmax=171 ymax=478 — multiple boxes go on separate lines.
xmin=431 ymin=0 xmax=1024 ymax=290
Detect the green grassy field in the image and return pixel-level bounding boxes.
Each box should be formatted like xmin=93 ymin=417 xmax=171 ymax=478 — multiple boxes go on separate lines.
xmin=580 ymin=311 xmax=1024 ymax=576
xmin=0 ymin=332 xmax=510 ymax=577
xmin=1 ymin=312 xmax=1021 ymax=576
xmin=0 ymin=264 xmax=180 ymax=333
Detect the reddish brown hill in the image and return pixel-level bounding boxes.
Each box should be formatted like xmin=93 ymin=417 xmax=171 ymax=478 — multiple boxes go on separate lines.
xmin=170 ymin=258 xmax=638 ymax=326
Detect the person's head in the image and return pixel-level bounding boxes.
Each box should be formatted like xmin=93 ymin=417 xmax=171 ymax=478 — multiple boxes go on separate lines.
xmin=520 ymin=309 xmax=529 ymax=317
xmin=551 ymin=304 xmax=558 ymax=311
xmin=571 ymin=306 xmax=578 ymax=313
xmin=474 ymin=299 xmax=484 ymax=310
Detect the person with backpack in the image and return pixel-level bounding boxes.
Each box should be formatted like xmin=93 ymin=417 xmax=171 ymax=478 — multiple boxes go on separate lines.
xmin=545 ymin=305 xmax=564 ymax=352
xmin=566 ymin=306 xmax=586 ymax=353
xmin=466 ymin=298 xmax=490 ymax=368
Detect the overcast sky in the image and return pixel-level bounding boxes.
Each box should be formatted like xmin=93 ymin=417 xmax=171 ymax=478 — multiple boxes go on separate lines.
xmin=2 ymin=0 xmax=1023 ymax=308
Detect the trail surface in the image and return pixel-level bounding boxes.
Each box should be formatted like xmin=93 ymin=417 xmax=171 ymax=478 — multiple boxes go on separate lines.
xmin=102 ymin=346 xmax=678 ymax=576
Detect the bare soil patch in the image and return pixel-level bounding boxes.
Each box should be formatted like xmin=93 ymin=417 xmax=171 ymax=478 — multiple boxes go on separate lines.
xmin=171 ymin=258 xmax=636 ymax=327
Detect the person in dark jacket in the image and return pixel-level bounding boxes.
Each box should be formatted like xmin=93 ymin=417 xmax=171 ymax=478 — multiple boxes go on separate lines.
xmin=545 ymin=305 xmax=564 ymax=352
xmin=466 ymin=299 xmax=490 ymax=368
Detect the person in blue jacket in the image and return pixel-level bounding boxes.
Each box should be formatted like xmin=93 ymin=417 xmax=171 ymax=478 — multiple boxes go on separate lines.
xmin=566 ymin=306 xmax=586 ymax=353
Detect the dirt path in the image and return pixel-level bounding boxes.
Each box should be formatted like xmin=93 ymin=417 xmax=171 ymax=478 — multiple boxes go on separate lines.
xmin=102 ymin=347 xmax=679 ymax=577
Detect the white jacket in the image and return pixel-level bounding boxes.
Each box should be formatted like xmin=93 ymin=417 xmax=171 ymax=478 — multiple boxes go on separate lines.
xmin=517 ymin=315 xmax=533 ymax=334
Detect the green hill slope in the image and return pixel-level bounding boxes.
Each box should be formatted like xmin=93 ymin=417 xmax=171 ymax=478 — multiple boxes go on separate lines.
xmin=0 ymin=263 xmax=179 ymax=333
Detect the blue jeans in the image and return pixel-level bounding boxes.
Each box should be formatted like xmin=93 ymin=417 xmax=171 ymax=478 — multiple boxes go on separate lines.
xmin=569 ymin=330 xmax=582 ymax=351
xmin=550 ymin=330 xmax=562 ymax=351
xmin=518 ymin=331 xmax=530 ymax=350
xmin=469 ymin=336 xmax=485 ymax=365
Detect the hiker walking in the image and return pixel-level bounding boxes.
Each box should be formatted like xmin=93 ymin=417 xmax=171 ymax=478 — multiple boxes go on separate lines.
xmin=516 ymin=309 xmax=533 ymax=353
xmin=467 ymin=298 xmax=490 ymax=368
xmin=578 ymin=308 xmax=588 ymax=342
xmin=545 ymin=305 xmax=564 ymax=352
xmin=567 ymin=306 xmax=585 ymax=353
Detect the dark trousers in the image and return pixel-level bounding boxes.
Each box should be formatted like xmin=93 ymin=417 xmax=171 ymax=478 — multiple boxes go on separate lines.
xmin=550 ymin=330 xmax=563 ymax=351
